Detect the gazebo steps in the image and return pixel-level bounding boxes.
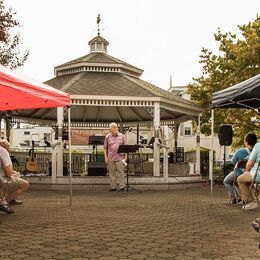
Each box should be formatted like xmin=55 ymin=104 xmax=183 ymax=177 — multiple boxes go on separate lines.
xmin=25 ymin=175 xmax=206 ymax=191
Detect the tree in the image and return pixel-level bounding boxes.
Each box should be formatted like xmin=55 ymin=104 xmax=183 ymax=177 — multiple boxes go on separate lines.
xmin=0 ymin=0 xmax=29 ymax=69
xmin=187 ymin=15 xmax=260 ymax=147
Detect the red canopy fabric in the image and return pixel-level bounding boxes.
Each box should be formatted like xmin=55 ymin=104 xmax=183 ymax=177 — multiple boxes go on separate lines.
xmin=0 ymin=65 xmax=70 ymax=111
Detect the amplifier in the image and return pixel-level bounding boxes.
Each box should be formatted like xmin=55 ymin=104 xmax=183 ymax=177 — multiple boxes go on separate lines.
xmin=88 ymin=161 xmax=107 ymax=176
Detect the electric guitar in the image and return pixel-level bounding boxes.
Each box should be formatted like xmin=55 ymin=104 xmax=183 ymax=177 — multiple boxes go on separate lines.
xmin=25 ymin=141 xmax=39 ymax=172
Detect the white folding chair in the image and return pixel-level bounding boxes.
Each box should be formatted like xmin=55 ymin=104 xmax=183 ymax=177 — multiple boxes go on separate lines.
xmin=243 ymin=162 xmax=260 ymax=210
xmin=249 ymin=162 xmax=260 ymax=203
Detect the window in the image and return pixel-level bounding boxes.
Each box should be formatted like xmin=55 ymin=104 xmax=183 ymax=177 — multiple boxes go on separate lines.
xmin=184 ymin=127 xmax=192 ymax=136
xmin=24 ymin=131 xmax=30 ymax=135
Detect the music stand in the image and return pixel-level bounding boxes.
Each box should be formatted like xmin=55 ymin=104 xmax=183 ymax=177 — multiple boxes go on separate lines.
xmin=117 ymin=145 xmax=140 ymax=192
xmin=89 ymin=136 xmax=105 ymax=161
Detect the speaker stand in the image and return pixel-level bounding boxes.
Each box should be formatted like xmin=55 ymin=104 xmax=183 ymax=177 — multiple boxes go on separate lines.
xmin=117 ymin=145 xmax=141 ymax=192
xmin=125 ymin=156 xmax=139 ymax=192
xmin=223 ymin=145 xmax=226 ymax=176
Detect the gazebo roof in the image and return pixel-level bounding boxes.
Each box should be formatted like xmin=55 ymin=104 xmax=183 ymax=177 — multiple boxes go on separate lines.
xmin=12 ymin=33 xmax=203 ymax=127
xmin=45 ymin=71 xmax=195 ymax=107
xmin=88 ymin=35 xmax=109 ymax=45
xmin=54 ymin=52 xmax=143 ymax=78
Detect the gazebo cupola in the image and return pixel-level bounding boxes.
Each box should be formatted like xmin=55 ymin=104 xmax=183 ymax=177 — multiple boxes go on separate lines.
xmin=88 ymin=36 xmax=109 ymax=53
xmin=88 ymin=14 xmax=109 ymax=53
xmin=54 ymin=14 xmax=143 ymax=78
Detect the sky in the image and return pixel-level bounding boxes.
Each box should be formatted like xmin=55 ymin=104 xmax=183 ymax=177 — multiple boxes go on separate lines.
xmin=4 ymin=0 xmax=260 ymax=90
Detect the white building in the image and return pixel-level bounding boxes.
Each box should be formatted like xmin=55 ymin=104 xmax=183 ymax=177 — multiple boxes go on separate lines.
xmin=9 ymin=125 xmax=54 ymax=150
xmin=168 ymin=77 xmax=232 ymax=162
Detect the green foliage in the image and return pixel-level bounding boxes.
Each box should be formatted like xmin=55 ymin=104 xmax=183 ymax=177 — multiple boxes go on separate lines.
xmin=0 ymin=0 xmax=29 ymax=68
xmin=187 ymin=15 xmax=260 ymax=147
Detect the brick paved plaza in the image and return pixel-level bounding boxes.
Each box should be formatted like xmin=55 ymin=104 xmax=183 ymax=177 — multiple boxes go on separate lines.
xmin=1 ymin=185 xmax=260 ymax=260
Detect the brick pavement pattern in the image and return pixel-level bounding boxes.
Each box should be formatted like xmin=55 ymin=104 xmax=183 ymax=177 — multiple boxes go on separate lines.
xmin=0 ymin=186 xmax=260 ymax=260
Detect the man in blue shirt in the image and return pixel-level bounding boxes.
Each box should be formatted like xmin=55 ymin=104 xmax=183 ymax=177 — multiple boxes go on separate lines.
xmin=238 ymin=140 xmax=260 ymax=210
xmin=223 ymin=132 xmax=257 ymax=203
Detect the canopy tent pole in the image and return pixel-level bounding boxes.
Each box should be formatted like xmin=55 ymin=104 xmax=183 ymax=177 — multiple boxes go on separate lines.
xmin=195 ymin=114 xmax=201 ymax=174
xmin=210 ymin=109 xmax=214 ymax=203
xmin=68 ymin=106 xmax=72 ymax=206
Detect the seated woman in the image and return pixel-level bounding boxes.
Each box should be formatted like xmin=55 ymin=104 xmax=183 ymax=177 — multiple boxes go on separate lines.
xmin=0 ymin=140 xmax=29 ymax=214
xmin=223 ymin=132 xmax=257 ymax=204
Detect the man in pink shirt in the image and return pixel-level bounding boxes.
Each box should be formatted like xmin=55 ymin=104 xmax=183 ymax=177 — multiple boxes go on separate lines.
xmin=104 ymin=123 xmax=127 ymax=192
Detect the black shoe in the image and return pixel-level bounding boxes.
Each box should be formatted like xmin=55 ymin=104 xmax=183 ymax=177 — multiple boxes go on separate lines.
xmin=9 ymin=199 xmax=23 ymax=205
xmin=119 ymin=187 xmax=127 ymax=192
xmin=231 ymin=198 xmax=237 ymax=204
xmin=231 ymin=198 xmax=242 ymax=204
xmin=0 ymin=204 xmax=15 ymax=214
xmin=109 ymin=188 xmax=117 ymax=192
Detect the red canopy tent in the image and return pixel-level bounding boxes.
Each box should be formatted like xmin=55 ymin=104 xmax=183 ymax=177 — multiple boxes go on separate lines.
xmin=0 ymin=65 xmax=70 ymax=110
xmin=0 ymin=65 xmax=73 ymax=204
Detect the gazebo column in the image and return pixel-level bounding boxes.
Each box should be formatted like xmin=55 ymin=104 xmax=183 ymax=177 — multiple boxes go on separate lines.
xmin=174 ymin=122 xmax=179 ymax=161
xmin=2 ymin=119 xmax=6 ymax=139
xmin=56 ymin=107 xmax=64 ymax=179
xmin=195 ymin=114 xmax=201 ymax=174
xmin=5 ymin=118 xmax=11 ymax=142
xmin=163 ymin=126 xmax=169 ymax=182
xmin=153 ymin=101 xmax=160 ymax=177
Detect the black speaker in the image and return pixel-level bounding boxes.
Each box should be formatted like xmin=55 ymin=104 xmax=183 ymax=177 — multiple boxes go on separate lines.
xmin=218 ymin=125 xmax=233 ymax=146
xmin=88 ymin=162 xmax=107 ymax=176
xmin=169 ymin=152 xmax=174 ymax=163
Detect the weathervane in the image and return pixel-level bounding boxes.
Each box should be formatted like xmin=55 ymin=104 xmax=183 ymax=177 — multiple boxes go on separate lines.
xmin=97 ymin=14 xmax=101 ymax=36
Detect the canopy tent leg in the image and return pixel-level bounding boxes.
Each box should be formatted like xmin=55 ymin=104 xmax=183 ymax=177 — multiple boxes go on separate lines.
xmin=174 ymin=122 xmax=179 ymax=162
xmin=68 ymin=106 xmax=72 ymax=206
xmin=195 ymin=114 xmax=201 ymax=175
xmin=210 ymin=109 xmax=214 ymax=203
xmin=57 ymin=107 xmax=64 ymax=178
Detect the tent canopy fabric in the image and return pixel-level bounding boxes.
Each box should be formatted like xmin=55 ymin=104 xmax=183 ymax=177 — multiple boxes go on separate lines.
xmin=0 ymin=65 xmax=70 ymax=111
xmin=212 ymin=74 xmax=260 ymax=109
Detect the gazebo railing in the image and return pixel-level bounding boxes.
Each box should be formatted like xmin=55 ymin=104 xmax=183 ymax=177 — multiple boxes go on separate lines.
xmin=11 ymin=151 xmax=193 ymax=176
xmin=11 ymin=151 xmax=91 ymax=175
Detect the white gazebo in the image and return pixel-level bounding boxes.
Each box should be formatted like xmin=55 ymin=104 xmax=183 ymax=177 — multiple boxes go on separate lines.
xmin=11 ymin=30 xmax=203 ymax=187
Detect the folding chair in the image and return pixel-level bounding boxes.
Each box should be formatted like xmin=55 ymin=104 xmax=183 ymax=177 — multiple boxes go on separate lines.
xmin=0 ymin=179 xmax=12 ymax=214
xmin=249 ymin=163 xmax=260 ymax=248
xmin=251 ymin=217 xmax=260 ymax=249
xmin=249 ymin=162 xmax=260 ymax=204
xmin=242 ymin=162 xmax=260 ymax=210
